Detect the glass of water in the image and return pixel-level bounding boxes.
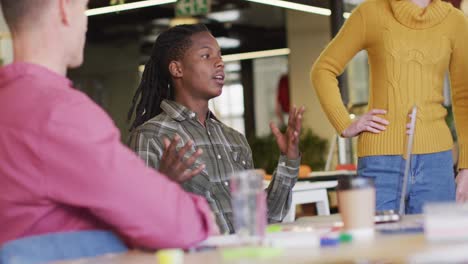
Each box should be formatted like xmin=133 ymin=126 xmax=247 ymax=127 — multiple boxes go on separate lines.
xmin=230 ymin=169 xmax=267 ymax=243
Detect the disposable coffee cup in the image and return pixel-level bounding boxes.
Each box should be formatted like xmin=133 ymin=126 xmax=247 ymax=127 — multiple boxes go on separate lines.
xmin=337 ymin=177 xmax=375 ymax=239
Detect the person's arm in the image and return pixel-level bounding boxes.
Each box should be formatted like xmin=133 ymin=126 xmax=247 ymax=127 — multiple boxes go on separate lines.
xmin=128 ymin=127 xmax=205 ymax=183
xmin=42 ymin=97 xmax=215 ymax=249
xmin=265 ymin=156 xmax=300 ymax=223
xmin=265 ymin=106 xmax=304 ymax=222
xmin=448 ymin=15 xmax=468 ymax=202
xmin=311 ymin=6 xmax=367 ymax=135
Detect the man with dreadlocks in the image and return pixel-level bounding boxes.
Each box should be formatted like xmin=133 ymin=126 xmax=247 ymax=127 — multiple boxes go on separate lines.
xmin=128 ymin=24 xmax=305 ymax=234
xmin=0 ymin=0 xmax=217 ymax=248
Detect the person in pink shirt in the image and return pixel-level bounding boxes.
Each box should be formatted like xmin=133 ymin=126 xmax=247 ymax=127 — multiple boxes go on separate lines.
xmin=0 ymin=0 xmax=217 ymax=249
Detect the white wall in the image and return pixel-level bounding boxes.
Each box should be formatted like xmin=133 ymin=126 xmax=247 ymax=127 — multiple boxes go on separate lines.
xmin=286 ymin=10 xmax=335 ymax=141
xmin=253 ymin=56 xmax=288 ymax=137
xmin=68 ymin=41 xmax=141 ymax=141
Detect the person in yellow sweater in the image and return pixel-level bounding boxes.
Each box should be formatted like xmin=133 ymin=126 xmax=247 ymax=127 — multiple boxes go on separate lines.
xmin=311 ymin=0 xmax=468 ymax=213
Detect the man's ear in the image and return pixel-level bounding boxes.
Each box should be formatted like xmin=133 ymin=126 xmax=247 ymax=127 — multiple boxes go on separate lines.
xmin=59 ymin=0 xmax=72 ymax=26
xmin=169 ymin=61 xmax=183 ymax=78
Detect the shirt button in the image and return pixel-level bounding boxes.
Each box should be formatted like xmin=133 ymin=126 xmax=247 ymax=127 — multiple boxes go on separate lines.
xmin=242 ymin=161 xmax=246 ymax=165
xmin=208 ymin=131 xmax=211 ymax=136
xmin=224 ymin=181 xmax=229 ymax=186
xmin=190 ymin=113 xmax=196 ymax=118
xmin=217 ymin=154 xmax=222 ymax=160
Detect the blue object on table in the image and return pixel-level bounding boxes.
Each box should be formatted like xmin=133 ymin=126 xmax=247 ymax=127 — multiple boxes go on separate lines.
xmin=320 ymin=237 xmax=339 ymax=247
xmin=0 ymin=230 xmax=128 ymax=264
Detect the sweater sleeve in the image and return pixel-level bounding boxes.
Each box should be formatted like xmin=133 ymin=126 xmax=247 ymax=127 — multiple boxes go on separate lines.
xmin=449 ymin=16 xmax=468 ymax=169
xmin=311 ymin=6 xmax=367 ymax=134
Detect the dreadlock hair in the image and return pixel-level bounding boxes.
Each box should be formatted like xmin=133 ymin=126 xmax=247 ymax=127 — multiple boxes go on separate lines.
xmin=128 ymin=23 xmax=210 ymax=131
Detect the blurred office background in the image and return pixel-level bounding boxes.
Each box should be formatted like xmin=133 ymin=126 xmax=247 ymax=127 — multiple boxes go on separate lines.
xmin=0 ymin=0 xmax=464 ymax=171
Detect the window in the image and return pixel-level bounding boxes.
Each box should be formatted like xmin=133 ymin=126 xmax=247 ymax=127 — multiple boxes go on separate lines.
xmin=209 ymin=61 xmax=245 ymax=134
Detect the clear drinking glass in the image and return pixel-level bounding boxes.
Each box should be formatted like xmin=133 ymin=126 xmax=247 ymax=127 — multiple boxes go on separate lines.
xmin=230 ymin=169 xmax=267 ymax=243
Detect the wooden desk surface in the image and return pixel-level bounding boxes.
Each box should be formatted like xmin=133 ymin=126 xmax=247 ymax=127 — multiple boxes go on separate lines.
xmin=55 ymin=215 xmax=468 ymax=264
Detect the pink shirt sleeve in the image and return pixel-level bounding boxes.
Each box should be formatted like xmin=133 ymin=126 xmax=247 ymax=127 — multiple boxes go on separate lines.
xmin=40 ymin=93 xmax=213 ymax=249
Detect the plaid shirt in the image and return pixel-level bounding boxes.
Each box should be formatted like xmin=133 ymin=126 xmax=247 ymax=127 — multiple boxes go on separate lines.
xmin=128 ymin=100 xmax=299 ymax=234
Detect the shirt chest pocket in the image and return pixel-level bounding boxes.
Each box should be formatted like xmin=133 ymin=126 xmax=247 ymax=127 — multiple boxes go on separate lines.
xmin=230 ymin=146 xmax=252 ymax=170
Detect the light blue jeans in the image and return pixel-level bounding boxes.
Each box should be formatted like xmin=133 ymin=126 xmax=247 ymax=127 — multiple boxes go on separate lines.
xmin=357 ymin=150 xmax=455 ymax=214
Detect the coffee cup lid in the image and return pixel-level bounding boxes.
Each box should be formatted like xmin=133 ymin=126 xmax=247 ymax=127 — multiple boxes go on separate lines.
xmin=337 ymin=177 xmax=374 ymax=190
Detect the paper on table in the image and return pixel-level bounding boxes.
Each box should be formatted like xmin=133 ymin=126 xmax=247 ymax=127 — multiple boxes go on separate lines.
xmin=424 ymin=202 xmax=468 ymax=242
xmin=263 ymin=231 xmax=320 ymax=248
xmin=198 ymin=230 xmax=321 ymax=249
xmin=198 ymin=234 xmax=241 ymax=247
xmin=409 ymin=243 xmax=468 ymax=263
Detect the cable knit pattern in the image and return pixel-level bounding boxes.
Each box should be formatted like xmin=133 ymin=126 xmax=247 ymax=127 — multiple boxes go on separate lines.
xmin=311 ymin=0 xmax=468 ymax=168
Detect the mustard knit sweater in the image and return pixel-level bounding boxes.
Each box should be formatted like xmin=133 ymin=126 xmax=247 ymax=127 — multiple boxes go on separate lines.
xmin=311 ymin=0 xmax=468 ymax=168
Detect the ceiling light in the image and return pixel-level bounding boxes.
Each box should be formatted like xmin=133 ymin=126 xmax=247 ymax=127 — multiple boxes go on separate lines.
xmin=169 ymin=17 xmax=199 ymax=27
xmin=344 ymin=0 xmax=365 ymax=4
xmin=216 ymin=37 xmax=241 ymax=49
xmin=207 ymin=10 xmax=241 ymax=22
xmin=139 ymin=48 xmax=291 ymax=72
xmin=138 ymin=65 xmax=145 ymax=73
xmin=225 ymin=62 xmax=241 ymax=72
xmin=245 ymin=0 xmax=351 ymax=18
xmin=245 ymin=0 xmax=331 ymax=15
xmin=151 ymin=18 xmax=171 ymax=26
xmin=222 ymin=48 xmax=290 ymax=62
xmin=142 ymin=34 xmax=159 ymax=43
xmin=86 ymin=0 xmax=177 ymax=16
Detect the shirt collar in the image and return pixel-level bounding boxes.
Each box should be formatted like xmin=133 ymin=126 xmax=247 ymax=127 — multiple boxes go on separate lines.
xmin=0 ymin=62 xmax=73 ymax=88
xmin=160 ymin=99 xmax=221 ymax=123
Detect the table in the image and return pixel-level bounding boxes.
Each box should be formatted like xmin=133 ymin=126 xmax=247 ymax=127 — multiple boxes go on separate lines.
xmin=55 ymin=214 xmax=468 ymax=264
xmin=299 ymin=170 xmax=356 ymax=182
xmin=282 ymin=181 xmax=337 ymax=223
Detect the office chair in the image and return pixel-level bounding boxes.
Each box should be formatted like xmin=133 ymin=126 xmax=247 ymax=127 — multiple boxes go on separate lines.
xmin=0 ymin=230 xmax=128 ymax=264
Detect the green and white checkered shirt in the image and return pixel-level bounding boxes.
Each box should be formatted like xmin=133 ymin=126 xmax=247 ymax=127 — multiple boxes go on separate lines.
xmin=128 ymin=100 xmax=299 ymax=234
